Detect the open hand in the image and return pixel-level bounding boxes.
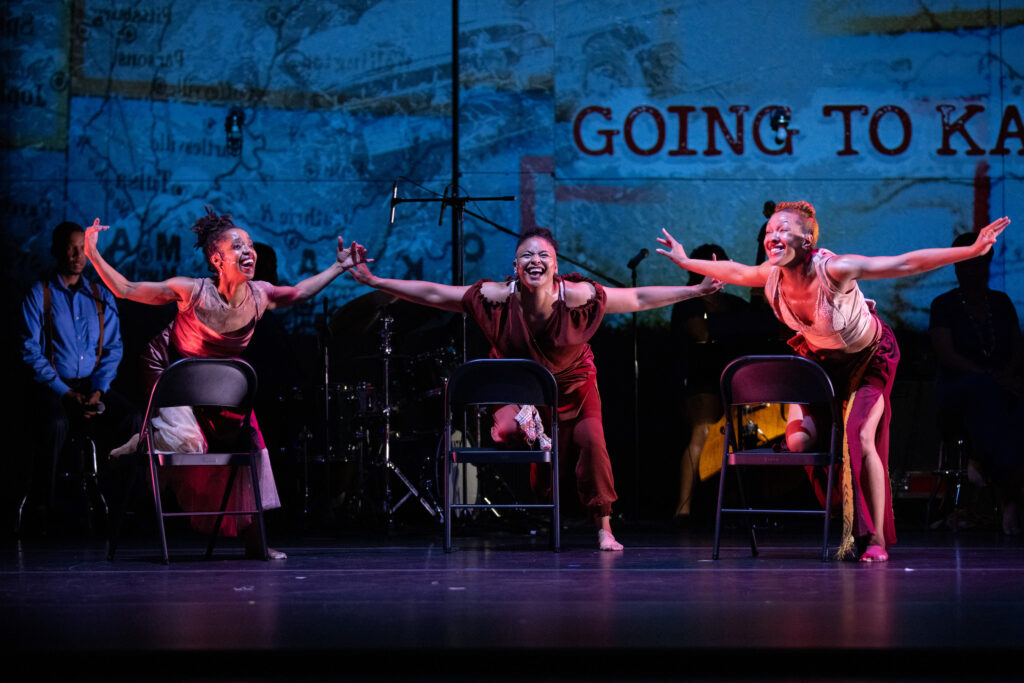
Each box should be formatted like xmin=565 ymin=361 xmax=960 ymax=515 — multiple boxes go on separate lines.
xmin=655 ymin=228 xmax=689 ymax=267
xmin=84 ymin=218 xmax=110 ymax=257
xmin=973 ymin=217 xmax=1011 ymax=256
xmin=337 ymin=237 xmax=373 ymax=270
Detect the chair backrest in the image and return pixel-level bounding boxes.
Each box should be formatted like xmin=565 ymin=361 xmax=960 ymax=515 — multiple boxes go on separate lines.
xmin=145 ymin=357 xmax=258 ymax=416
xmin=445 ymin=359 xmax=558 ymax=409
xmin=720 ymin=355 xmax=839 ymax=422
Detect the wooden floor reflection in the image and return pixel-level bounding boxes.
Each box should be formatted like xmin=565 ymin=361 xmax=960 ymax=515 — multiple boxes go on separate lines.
xmin=3 ymin=517 xmax=1023 ymax=681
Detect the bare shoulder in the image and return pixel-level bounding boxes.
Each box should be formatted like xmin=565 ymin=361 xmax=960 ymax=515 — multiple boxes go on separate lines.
xmin=479 ymin=280 xmax=513 ymax=303
xmin=821 ymin=252 xmax=860 ymax=282
xmin=249 ymin=278 xmax=279 ymax=300
xmin=166 ymin=276 xmax=200 ymax=299
xmin=563 ymin=279 xmax=597 ymax=308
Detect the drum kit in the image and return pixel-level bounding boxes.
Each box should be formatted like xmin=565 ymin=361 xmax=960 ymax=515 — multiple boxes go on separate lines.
xmin=294 ymin=291 xmax=462 ymax=532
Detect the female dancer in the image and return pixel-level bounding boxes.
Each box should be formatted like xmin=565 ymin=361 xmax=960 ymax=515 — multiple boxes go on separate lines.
xmin=351 ymin=227 xmax=721 ymax=550
xmin=86 ymin=208 xmax=365 ymax=558
xmin=657 ymin=201 xmax=1010 ymax=561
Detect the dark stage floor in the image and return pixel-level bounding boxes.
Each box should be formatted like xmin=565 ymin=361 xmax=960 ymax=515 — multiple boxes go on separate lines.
xmin=3 ymin=511 xmax=1023 ymax=682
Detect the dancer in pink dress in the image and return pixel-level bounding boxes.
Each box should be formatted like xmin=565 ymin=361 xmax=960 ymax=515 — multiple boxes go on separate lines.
xmin=86 ymin=208 xmax=365 ymax=558
xmin=657 ymin=201 xmax=1010 ymax=561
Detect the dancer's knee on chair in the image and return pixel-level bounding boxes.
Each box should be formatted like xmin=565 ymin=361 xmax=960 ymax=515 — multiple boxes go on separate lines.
xmin=490 ymin=404 xmax=522 ymax=444
xmin=785 ymin=404 xmax=818 ymax=452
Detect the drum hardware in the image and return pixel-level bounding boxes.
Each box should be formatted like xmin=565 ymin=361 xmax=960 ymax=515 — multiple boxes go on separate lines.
xmin=376 ymin=314 xmax=443 ymax=528
xmin=307 ymin=294 xmax=454 ymax=530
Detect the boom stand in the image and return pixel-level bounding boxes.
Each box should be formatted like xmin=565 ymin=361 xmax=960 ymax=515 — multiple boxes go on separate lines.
xmin=391 ymin=187 xmax=517 ymax=361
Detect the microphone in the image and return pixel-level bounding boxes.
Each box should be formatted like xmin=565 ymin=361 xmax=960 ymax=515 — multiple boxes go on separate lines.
xmin=627 ymin=248 xmax=648 ymax=270
xmin=388 ymin=179 xmax=399 ymax=225
xmin=438 ymin=185 xmax=449 ymax=226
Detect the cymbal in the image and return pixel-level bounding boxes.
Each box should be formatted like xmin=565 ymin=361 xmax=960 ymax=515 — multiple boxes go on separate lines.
xmin=329 ymin=290 xmax=398 ymax=336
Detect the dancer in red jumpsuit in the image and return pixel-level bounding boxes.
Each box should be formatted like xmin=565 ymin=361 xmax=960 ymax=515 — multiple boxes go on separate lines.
xmin=351 ymin=227 xmax=721 ymax=550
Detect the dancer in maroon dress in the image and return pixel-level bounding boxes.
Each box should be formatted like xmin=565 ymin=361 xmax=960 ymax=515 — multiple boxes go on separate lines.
xmin=85 ymin=208 xmax=365 ymax=558
xmin=657 ymin=201 xmax=1011 ymax=561
xmin=351 ymin=227 xmax=721 ymax=550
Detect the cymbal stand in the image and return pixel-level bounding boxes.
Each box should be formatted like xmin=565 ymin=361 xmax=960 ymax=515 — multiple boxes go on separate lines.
xmin=378 ymin=314 xmax=442 ymax=531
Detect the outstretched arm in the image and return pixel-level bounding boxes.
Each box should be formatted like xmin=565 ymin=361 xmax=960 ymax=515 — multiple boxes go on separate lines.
xmin=828 ymin=217 xmax=1011 ymax=284
xmin=349 ymin=262 xmax=470 ymax=312
xmin=84 ymin=219 xmax=193 ymax=305
xmin=604 ymin=276 xmax=723 ymax=314
xmin=266 ymin=237 xmax=367 ymax=309
xmin=656 ymin=228 xmax=769 ymax=288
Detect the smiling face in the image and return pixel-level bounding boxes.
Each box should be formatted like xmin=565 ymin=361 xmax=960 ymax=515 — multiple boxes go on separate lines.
xmin=210 ymin=228 xmax=257 ymax=280
xmin=763 ymin=210 xmax=813 ymax=267
xmin=514 ymin=236 xmax=558 ymax=290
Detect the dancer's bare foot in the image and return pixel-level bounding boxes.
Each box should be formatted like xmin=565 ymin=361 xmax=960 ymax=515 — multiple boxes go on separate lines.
xmin=109 ymin=433 xmax=140 ymax=458
xmin=243 ymin=526 xmax=286 ymax=560
xmin=596 ymin=515 xmax=624 ymax=551
xmin=859 ymin=544 xmax=888 ymax=563
xmin=598 ymin=529 xmax=623 ymax=551
xmin=245 ymin=544 xmax=287 ymax=560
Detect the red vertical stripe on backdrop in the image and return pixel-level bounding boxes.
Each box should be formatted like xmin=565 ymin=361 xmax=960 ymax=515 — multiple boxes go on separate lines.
xmin=519 ymin=155 xmax=554 ymax=233
xmin=973 ymin=161 xmax=990 ymax=231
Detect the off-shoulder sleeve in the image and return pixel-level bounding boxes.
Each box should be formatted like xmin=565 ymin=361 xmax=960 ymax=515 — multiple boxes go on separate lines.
xmin=560 ymin=273 xmax=606 ymax=341
xmin=460 ymin=279 xmax=503 ymax=339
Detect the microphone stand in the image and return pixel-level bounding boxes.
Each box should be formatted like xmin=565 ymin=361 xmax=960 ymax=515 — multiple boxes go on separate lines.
xmin=390 ymin=182 xmax=628 ymax=289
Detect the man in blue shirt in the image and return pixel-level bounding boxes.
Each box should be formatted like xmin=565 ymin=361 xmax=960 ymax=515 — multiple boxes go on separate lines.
xmin=19 ymin=221 xmax=139 ymax=529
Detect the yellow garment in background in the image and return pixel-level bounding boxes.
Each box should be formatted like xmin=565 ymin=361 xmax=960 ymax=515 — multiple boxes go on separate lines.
xmin=698 ymin=403 xmax=788 ymax=480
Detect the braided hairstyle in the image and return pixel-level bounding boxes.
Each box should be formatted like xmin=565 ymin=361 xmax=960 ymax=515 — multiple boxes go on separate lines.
xmin=190 ymin=206 xmax=238 ymax=272
xmin=773 ymin=200 xmax=819 ymax=248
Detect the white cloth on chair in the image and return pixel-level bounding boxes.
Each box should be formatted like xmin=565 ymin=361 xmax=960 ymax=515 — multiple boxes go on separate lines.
xmin=151 ymin=406 xmax=209 ymax=453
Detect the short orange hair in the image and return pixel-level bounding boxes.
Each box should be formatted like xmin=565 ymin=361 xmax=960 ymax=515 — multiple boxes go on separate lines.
xmin=773 ymin=200 xmax=819 ymax=248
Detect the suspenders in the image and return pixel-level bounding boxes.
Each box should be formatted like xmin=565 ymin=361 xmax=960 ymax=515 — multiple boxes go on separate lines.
xmin=42 ymin=279 xmax=106 ymax=374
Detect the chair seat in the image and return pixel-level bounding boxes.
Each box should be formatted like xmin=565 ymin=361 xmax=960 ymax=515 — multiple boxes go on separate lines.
xmin=444 ymin=359 xmax=560 ymax=552
xmin=107 ymin=358 xmax=268 ymax=564
xmin=158 ymin=451 xmax=257 ymax=467
xmin=726 ymin=448 xmax=833 ymax=467
xmin=452 ymin=448 xmax=553 ymax=464
xmin=713 ymin=355 xmax=842 ymax=561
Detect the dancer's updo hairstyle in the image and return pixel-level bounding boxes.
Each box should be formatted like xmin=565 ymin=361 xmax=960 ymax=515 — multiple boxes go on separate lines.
xmin=190 ymin=206 xmax=238 ymax=269
xmin=773 ymin=200 xmax=819 ymax=248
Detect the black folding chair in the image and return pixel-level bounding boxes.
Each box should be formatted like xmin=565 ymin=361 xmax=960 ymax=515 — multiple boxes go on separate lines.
xmin=108 ymin=357 xmax=268 ymax=563
xmin=712 ymin=355 xmax=841 ymax=561
xmin=443 ymin=359 xmax=560 ymax=552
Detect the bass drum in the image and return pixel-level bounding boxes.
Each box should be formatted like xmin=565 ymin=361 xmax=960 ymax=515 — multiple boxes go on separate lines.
xmin=391 ymin=347 xmax=457 ymax=438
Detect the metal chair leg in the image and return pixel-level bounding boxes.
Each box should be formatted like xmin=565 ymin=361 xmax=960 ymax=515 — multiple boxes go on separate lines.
xmin=712 ymin=454 xmax=728 ymax=561
xmin=732 ymin=466 xmax=758 ymax=557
